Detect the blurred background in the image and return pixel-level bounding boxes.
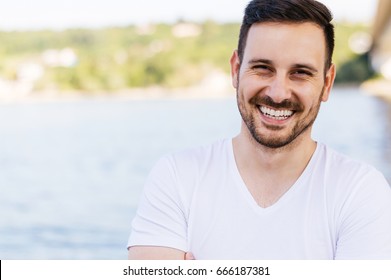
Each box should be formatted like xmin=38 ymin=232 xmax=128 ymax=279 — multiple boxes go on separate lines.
xmin=0 ymin=0 xmax=390 ymax=259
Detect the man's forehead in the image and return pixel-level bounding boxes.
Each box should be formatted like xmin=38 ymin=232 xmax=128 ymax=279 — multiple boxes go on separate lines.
xmin=249 ymin=21 xmax=324 ymax=31
xmin=247 ymin=21 xmax=325 ymax=39
xmin=244 ymin=22 xmax=327 ymax=65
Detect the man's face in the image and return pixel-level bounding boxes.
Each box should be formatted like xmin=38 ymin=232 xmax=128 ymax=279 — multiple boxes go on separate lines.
xmin=231 ymin=22 xmax=335 ymax=149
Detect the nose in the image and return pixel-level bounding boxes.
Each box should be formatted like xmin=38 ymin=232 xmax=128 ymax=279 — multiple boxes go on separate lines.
xmin=265 ymin=74 xmax=292 ymax=103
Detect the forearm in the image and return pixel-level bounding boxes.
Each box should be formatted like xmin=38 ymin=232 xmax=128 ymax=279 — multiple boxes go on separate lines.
xmin=128 ymin=246 xmax=186 ymax=260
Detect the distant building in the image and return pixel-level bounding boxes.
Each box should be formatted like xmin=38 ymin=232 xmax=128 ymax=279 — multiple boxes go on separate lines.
xmin=42 ymin=48 xmax=78 ymax=68
xmin=172 ymin=23 xmax=201 ymax=38
xmin=136 ymin=23 xmax=156 ymax=35
xmin=17 ymin=63 xmax=44 ymax=83
xmin=0 ymin=77 xmax=13 ymax=97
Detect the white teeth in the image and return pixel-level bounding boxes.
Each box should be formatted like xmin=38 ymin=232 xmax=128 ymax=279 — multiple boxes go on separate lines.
xmin=259 ymin=106 xmax=293 ymax=120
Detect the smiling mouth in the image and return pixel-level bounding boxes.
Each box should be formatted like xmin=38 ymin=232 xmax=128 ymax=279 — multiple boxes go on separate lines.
xmin=259 ymin=106 xmax=294 ymax=121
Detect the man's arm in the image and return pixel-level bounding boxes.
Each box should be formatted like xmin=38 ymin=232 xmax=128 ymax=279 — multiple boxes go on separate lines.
xmin=128 ymin=246 xmax=186 ymax=260
xmin=334 ymin=170 xmax=391 ymax=259
xmin=128 ymin=157 xmax=191 ymax=259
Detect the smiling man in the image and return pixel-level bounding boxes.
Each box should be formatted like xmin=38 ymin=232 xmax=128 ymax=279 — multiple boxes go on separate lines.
xmin=128 ymin=0 xmax=391 ymax=259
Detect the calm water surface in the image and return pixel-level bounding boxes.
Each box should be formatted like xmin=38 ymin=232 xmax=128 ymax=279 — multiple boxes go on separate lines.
xmin=0 ymin=87 xmax=390 ymax=259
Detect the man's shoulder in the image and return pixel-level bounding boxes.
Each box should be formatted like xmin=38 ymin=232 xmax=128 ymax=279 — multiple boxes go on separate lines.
xmin=317 ymin=143 xmax=389 ymax=190
xmin=166 ymin=138 xmax=231 ymax=165
xmin=150 ymin=138 xmax=231 ymax=181
xmin=147 ymin=138 xmax=232 ymax=195
xmin=319 ymin=143 xmax=378 ymax=174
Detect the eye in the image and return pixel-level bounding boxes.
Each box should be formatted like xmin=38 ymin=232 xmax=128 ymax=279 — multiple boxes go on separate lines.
xmin=252 ymin=64 xmax=273 ymax=74
xmin=253 ymin=64 xmax=269 ymax=70
xmin=291 ymin=69 xmax=313 ymax=79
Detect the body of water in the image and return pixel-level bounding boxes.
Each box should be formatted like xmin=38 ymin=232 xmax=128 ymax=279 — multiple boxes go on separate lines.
xmin=0 ymin=87 xmax=390 ymax=259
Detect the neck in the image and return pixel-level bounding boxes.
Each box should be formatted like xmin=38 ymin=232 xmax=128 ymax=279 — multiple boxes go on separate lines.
xmin=232 ymin=126 xmax=317 ymax=208
xmin=233 ymin=125 xmax=316 ymax=173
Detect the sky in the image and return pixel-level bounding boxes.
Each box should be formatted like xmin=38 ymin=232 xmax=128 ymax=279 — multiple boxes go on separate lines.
xmin=0 ymin=0 xmax=378 ymax=31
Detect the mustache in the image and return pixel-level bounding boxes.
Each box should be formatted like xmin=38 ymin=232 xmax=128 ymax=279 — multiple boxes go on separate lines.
xmin=249 ymin=95 xmax=304 ymax=111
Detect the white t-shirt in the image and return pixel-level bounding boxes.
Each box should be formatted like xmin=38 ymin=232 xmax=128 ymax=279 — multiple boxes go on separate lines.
xmin=128 ymin=139 xmax=391 ymax=259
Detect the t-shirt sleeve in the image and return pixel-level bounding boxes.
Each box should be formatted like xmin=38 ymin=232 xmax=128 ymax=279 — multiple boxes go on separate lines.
xmin=335 ymin=169 xmax=391 ymax=259
xmin=127 ymin=156 xmax=188 ymax=252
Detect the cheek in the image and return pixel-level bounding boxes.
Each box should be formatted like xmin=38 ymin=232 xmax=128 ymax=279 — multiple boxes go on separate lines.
xmin=301 ymin=87 xmax=325 ymax=110
xmin=238 ymin=75 xmax=264 ymax=99
xmin=292 ymin=79 xmax=324 ymax=98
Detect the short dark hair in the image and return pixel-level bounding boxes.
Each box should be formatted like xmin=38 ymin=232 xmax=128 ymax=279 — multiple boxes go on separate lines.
xmin=238 ymin=0 xmax=334 ymax=69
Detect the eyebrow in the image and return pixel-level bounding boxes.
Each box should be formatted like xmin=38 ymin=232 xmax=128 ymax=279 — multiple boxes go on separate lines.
xmin=248 ymin=59 xmax=319 ymax=73
xmin=248 ymin=58 xmax=273 ymax=65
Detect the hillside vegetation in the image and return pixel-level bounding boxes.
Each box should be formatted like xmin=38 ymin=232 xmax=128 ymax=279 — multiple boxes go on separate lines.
xmin=0 ymin=21 xmax=371 ymax=95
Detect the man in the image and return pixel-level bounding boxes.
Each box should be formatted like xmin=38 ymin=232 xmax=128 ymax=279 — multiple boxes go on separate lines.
xmin=128 ymin=0 xmax=391 ymax=259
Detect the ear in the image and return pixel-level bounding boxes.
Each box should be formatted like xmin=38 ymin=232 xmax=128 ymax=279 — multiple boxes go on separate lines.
xmin=230 ymin=50 xmax=241 ymax=89
xmin=321 ymin=63 xmax=336 ymax=102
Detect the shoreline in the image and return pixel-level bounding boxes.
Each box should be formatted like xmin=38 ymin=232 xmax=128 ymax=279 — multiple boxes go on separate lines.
xmin=361 ymin=79 xmax=391 ymax=101
xmin=0 ymin=85 xmax=236 ymax=104
xmin=1 ymin=82 xmax=391 ymax=104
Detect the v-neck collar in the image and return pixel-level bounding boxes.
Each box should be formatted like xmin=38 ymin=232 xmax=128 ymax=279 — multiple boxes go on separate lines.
xmin=227 ymin=138 xmax=320 ymax=214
